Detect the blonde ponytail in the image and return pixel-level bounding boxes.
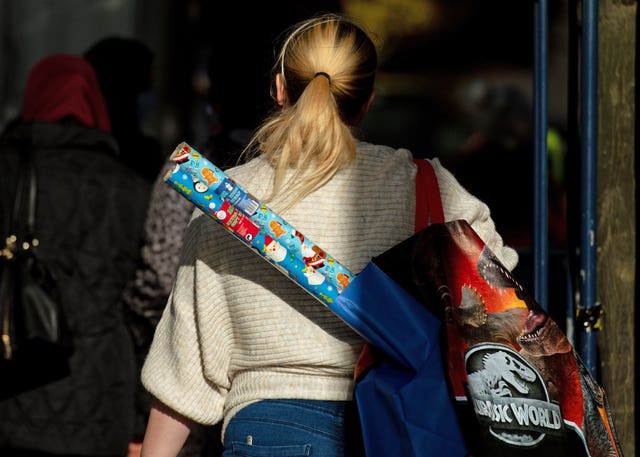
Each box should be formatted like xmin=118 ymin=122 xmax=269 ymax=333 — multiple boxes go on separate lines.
xmin=244 ymin=14 xmax=377 ymax=210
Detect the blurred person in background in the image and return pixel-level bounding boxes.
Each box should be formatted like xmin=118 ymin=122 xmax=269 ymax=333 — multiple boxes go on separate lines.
xmin=85 ymin=39 xmax=173 ymax=455
xmin=119 ymin=155 xmax=223 ymax=457
xmin=85 ymin=36 xmax=164 ymax=185
xmin=0 ymin=54 xmax=148 ymax=457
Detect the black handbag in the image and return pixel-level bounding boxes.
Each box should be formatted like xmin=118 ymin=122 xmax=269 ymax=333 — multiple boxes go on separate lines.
xmin=0 ymin=146 xmax=73 ymax=399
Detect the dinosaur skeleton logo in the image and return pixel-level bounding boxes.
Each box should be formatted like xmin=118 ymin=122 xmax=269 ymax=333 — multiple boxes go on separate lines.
xmin=465 ymin=343 xmax=564 ymax=446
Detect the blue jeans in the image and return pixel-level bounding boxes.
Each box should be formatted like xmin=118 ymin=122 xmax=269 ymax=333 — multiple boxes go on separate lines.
xmin=222 ymin=399 xmax=361 ymax=457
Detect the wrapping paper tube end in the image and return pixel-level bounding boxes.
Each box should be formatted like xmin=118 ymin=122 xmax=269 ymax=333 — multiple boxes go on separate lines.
xmin=162 ymin=165 xmax=175 ymax=183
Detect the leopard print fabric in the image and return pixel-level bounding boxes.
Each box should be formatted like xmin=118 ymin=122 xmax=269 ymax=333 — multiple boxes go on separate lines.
xmin=122 ymin=160 xmax=193 ymax=348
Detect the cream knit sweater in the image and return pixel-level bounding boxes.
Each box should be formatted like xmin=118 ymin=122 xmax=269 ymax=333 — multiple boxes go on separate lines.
xmin=141 ymin=141 xmax=518 ymax=440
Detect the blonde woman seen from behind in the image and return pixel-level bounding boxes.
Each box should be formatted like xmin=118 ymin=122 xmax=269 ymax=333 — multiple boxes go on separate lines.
xmin=140 ymin=13 xmax=518 ymax=457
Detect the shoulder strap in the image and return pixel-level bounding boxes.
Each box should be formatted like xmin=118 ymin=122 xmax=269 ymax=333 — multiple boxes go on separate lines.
xmin=24 ymin=152 xmax=37 ymax=238
xmin=414 ymin=158 xmax=444 ymax=231
xmin=7 ymin=142 xmax=37 ymax=244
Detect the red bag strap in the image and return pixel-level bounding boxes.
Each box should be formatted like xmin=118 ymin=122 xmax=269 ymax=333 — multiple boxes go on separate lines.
xmin=414 ymin=158 xmax=444 ymax=230
xmin=354 ymin=158 xmax=445 ymax=382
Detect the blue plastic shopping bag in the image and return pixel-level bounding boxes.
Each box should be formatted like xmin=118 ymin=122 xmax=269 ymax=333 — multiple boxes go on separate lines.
xmin=333 ymin=262 xmax=468 ymax=457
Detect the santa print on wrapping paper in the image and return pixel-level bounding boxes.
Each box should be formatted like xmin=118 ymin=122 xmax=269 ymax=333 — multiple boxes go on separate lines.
xmin=302 ymin=264 xmax=325 ymax=286
xmin=300 ymin=244 xmax=327 ymax=286
xmin=262 ymin=235 xmax=325 ymax=286
xmin=302 ymin=244 xmax=326 ymax=269
xmin=263 ymin=235 xmax=287 ymax=263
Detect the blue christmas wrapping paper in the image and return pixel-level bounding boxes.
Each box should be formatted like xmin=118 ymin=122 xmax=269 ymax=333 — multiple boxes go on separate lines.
xmin=164 ymin=142 xmax=355 ymax=306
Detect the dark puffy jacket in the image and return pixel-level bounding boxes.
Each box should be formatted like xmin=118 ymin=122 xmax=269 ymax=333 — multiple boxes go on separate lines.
xmin=0 ymin=121 xmax=150 ymax=456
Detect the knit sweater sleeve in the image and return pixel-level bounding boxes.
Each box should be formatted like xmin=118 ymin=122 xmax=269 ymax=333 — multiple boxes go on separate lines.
xmin=140 ymin=210 xmax=229 ymax=425
xmin=430 ymin=158 xmax=519 ymax=271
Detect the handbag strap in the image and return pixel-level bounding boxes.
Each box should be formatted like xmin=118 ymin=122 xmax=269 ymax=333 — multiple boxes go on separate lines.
xmin=414 ymin=158 xmax=444 ymax=230
xmin=23 ymin=152 xmax=37 ymax=239
xmin=3 ymin=143 xmax=37 ymax=259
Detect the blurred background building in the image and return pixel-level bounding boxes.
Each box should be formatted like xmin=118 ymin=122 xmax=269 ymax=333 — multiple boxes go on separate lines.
xmin=0 ymin=0 xmax=568 ymax=161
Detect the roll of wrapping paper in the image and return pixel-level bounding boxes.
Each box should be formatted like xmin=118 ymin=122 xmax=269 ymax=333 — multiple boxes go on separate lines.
xmin=163 ymin=142 xmax=355 ymax=306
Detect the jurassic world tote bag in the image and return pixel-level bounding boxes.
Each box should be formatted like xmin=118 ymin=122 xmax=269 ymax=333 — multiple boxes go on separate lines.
xmin=357 ymin=159 xmax=625 ymax=457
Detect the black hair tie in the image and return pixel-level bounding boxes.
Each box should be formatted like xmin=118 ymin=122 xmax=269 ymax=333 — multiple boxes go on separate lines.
xmin=314 ymin=72 xmax=331 ymax=83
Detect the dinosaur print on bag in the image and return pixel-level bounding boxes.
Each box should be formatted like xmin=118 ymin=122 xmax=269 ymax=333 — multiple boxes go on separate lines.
xmin=402 ymin=220 xmax=624 ymax=457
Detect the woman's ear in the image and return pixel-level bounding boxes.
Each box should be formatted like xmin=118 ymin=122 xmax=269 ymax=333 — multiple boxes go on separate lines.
xmin=355 ymin=90 xmax=376 ymax=125
xmin=275 ymin=73 xmax=287 ymax=107
xmin=363 ymin=90 xmax=376 ymax=117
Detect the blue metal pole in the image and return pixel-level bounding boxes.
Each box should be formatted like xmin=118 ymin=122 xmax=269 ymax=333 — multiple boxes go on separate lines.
xmin=533 ymin=0 xmax=548 ymax=311
xmin=578 ymin=0 xmax=599 ymax=378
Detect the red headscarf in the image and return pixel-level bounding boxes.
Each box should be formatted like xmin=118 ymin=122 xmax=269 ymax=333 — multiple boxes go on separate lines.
xmin=22 ymin=54 xmax=112 ymax=133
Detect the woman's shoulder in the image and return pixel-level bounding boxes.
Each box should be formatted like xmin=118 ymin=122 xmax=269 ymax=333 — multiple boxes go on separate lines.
xmin=354 ymin=140 xmax=414 ymax=172
xmin=355 ymin=140 xmax=412 ymax=159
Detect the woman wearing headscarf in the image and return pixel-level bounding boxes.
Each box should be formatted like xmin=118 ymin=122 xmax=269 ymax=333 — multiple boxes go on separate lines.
xmin=0 ymin=54 xmax=149 ymax=457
